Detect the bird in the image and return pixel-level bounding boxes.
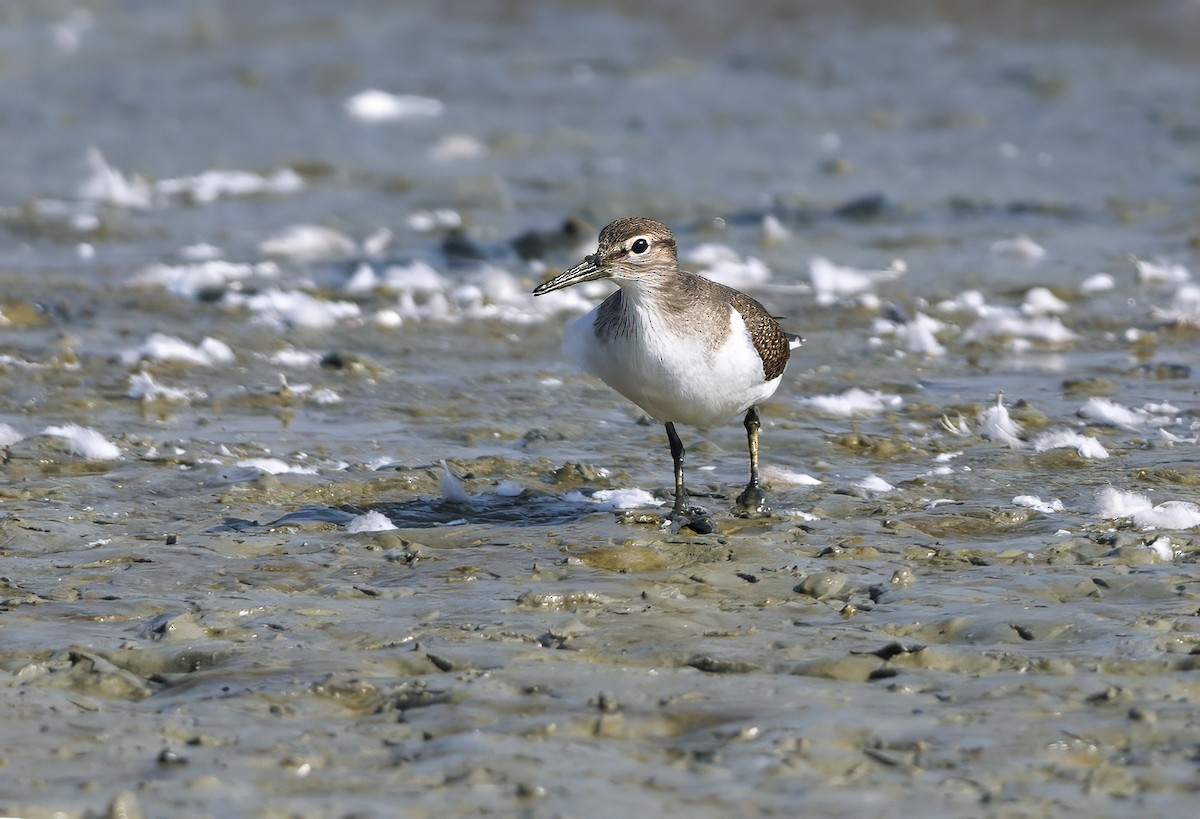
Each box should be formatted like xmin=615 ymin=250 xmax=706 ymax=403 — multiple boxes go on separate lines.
xmin=532 ymin=216 xmax=800 ymax=532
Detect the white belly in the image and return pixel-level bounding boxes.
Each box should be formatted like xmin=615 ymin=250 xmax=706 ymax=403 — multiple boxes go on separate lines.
xmin=562 ymin=303 xmax=782 ymax=429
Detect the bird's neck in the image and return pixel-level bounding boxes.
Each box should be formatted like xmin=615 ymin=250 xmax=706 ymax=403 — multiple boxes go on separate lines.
xmin=613 ymin=272 xmax=695 ymax=319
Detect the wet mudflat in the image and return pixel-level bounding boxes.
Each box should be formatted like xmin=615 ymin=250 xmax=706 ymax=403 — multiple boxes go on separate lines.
xmin=2 ymin=1 xmax=1199 ymax=817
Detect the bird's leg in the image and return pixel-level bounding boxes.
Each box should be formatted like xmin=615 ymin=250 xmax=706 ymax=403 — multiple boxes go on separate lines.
xmin=735 ymin=406 xmax=770 ymax=514
xmin=664 ymin=423 xmax=713 ymax=534
xmin=665 ymin=422 xmax=688 ymax=515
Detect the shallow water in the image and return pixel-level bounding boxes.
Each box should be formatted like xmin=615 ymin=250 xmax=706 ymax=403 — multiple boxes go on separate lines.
xmin=2 ymin=1 xmax=1199 ymax=816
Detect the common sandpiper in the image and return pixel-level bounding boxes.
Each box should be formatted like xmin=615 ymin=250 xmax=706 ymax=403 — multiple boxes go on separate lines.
xmin=533 ymin=216 xmax=801 ymax=532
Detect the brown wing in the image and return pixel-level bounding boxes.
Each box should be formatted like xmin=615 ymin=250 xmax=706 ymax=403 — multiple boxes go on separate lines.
xmin=730 ymin=292 xmax=791 ymax=381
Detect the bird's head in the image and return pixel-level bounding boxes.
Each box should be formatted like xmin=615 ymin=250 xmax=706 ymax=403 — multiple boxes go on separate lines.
xmin=533 ymin=216 xmax=678 ymax=295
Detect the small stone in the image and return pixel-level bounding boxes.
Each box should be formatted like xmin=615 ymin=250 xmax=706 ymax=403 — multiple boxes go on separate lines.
xmin=158 ymin=748 xmax=188 ymax=766
xmin=106 ymin=790 xmax=145 ymax=819
xmin=1128 ymin=706 xmax=1157 ymax=723
xmin=795 ymin=572 xmax=846 ymax=600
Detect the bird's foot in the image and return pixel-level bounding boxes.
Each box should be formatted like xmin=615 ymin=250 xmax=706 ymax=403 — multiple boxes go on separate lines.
xmin=735 ymin=483 xmax=771 ymax=516
xmin=665 ymin=504 xmax=714 ymax=535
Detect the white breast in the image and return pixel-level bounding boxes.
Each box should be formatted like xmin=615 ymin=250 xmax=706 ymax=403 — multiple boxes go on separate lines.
xmin=562 ymin=301 xmax=783 ymax=429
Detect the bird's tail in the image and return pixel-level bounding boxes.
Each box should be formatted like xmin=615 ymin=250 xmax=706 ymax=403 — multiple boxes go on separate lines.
xmin=786 ymin=333 xmax=804 ymax=350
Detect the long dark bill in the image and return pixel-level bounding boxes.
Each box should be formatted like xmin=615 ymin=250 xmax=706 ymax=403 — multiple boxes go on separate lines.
xmin=532 ymin=256 xmax=608 ymax=296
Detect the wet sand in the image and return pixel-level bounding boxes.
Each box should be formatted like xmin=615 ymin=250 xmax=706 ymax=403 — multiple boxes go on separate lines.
xmin=2 ymin=1 xmax=1199 ymax=816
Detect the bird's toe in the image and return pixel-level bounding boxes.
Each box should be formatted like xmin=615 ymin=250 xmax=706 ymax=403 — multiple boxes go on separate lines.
xmin=664 ymin=506 xmax=714 ymax=535
xmin=735 ymin=484 xmax=771 ymax=516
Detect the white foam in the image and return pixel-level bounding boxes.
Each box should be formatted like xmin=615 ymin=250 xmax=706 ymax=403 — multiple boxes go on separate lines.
xmin=1136 ymin=503 xmax=1200 ymax=529
xmin=223 ymin=288 xmax=362 ymax=330
xmin=935 ymin=289 xmax=986 ymax=313
xmin=1081 ymin=273 xmax=1114 ymax=293
xmin=903 ymin=312 xmax=946 ymax=356
xmin=344 ymin=90 xmax=444 ymax=121
xmin=374 ymin=309 xmax=403 ymax=328
xmin=809 ymin=257 xmax=903 ymax=306
xmin=269 ymin=347 xmax=322 ymax=368
xmin=258 ymin=224 xmax=357 ymax=261
xmin=873 ymin=309 xmax=945 ymax=353
xmin=494 ymin=480 xmax=525 ymax=497
xmin=1146 ymin=536 xmax=1175 ymax=561
xmin=1078 ymin=397 xmax=1173 ymax=431
xmin=1151 ymin=283 xmax=1200 ymax=326
xmin=42 ymin=424 xmax=121 ymax=460
xmin=799 ymin=388 xmax=902 ymax=417
xmin=1096 ymin=487 xmax=1200 ymax=530
xmin=1033 ymin=430 xmax=1109 ymax=459
xmin=127 ymin=260 xmax=280 ymax=298
xmin=979 ymin=396 xmax=1025 ymax=448
xmin=854 ymin=474 xmax=894 ymax=493
xmin=940 ymin=414 xmax=971 ymax=436
xmin=1133 ymin=257 xmax=1190 ymax=285
xmin=276 ymin=380 xmax=339 ymax=405
xmin=1096 ymin=487 xmax=1152 ymax=518
xmin=761 ymin=214 xmax=790 ymax=243
xmin=0 ymin=354 xmax=45 ymax=370
xmin=686 ymin=244 xmax=772 ymax=290
xmin=990 ymin=235 xmax=1046 ymax=261
xmin=440 ymin=460 xmax=471 ymax=503
xmin=376 ymin=259 xmax=448 ymax=294
xmin=1159 ymin=428 xmax=1199 ymax=445
xmin=121 ymin=333 xmax=234 ymax=367
xmin=311 ymin=388 xmax=343 ymax=405
xmin=401 ymin=264 xmax=595 ymax=325
xmin=343 ymin=263 xmax=379 ymax=294
xmin=1021 ymin=286 xmax=1069 ymax=316
xmin=1012 ymin=495 xmax=1065 ymax=514
xmin=79 ymin=148 xmax=153 ymax=209
xmin=52 ymin=8 xmax=93 ymax=52
xmin=430 ymin=134 xmax=486 ymax=162
xmin=760 ymin=465 xmax=822 ymax=486
xmin=1144 ymin=401 xmax=1180 ymax=416
xmin=454 ymin=266 xmax=539 ymax=320
xmin=0 ymin=423 xmax=23 ymax=446
xmin=328 ymin=259 xmax=599 ymax=325
xmin=127 ymin=373 xmax=205 ymax=403
xmin=236 ymin=457 xmax=318 ymax=475
xmin=407 ymin=209 xmax=462 ymax=232
xmin=156 ymin=168 xmax=303 ymax=204
xmin=179 ymin=243 xmax=223 ymax=261
xmin=346 ymin=510 xmax=398 ymax=533
xmin=362 ymin=228 xmax=393 ymax=258
xmin=960 ymin=306 xmax=1077 ymax=344
xmin=564 ymin=488 xmax=662 ymax=510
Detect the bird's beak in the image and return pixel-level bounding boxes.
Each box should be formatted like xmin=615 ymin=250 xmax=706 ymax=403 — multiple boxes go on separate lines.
xmin=532 ymin=255 xmax=608 ymax=295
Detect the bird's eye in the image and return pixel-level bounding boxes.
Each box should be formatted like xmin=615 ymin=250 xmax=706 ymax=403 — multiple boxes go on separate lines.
xmin=630 ymin=237 xmax=650 ymax=255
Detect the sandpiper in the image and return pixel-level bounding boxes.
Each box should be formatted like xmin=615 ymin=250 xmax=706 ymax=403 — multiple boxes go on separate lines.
xmin=533 ymin=216 xmax=800 ymax=531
